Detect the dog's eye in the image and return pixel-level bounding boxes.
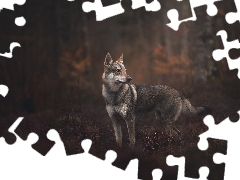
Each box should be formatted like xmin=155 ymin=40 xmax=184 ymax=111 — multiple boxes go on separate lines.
xmin=116 ymin=69 xmax=121 ymax=73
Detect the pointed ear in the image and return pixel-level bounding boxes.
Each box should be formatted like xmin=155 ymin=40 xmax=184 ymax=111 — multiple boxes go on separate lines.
xmin=116 ymin=53 xmax=123 ymax=63
xmin=104 ymin=53 xmax=113 ymax=66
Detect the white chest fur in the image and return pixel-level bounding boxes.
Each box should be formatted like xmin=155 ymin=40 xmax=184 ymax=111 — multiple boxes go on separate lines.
xmin=106 ymin=103 xmax=129 ymax=118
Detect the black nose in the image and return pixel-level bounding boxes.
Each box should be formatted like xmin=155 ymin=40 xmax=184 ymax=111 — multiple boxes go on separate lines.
xmin=127 ymin=75 xmax=132 ymax=82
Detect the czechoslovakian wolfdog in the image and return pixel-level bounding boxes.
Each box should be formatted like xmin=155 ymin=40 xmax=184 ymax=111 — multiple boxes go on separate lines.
xmin=102 ymin=53 xmax=210 ymax=147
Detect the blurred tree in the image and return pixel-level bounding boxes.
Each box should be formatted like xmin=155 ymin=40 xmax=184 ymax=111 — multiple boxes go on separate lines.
xmin=153 ymin=45 xmax=193 ymax=85
xmin=191 ymin=8 xmax=217 ymax=83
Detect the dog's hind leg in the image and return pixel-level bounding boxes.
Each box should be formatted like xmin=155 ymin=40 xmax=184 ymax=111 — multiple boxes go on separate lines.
xmin=160 ymin=102 xmax=182 ymax=137
xmin=164 ymin=118 xmax=181 ymax=137
xmin=156 ymin=110 xmax=177 ymax=136
xmin=112 ymin=119 xmax=122 ymax=147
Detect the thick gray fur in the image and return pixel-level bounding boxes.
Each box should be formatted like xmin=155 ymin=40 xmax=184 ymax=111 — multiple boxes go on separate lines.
xmin=102 ymin=53 xmax=210 ymax=147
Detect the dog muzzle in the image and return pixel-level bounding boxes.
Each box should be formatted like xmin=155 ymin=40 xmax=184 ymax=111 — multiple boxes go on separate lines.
xmin=126 ymin=75 xmax=132 ymax=83
xmin=116 ymin=75 xmax=132 ymax=84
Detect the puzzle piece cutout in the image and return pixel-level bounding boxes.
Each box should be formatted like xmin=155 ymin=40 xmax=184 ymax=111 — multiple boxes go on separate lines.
xmin=82 ymin=0 xmax=192 ymax=21
xmin=167 ymin=0 xmax=240 ymax=78
xmin=0 ymin=0 xmax=26 ymax=57
xmin=173 ymin=136 xmax=226 ymax=179
xmin=14 ymin=113 xmax=57 ymax=155
xmin=6 ymin=118 xmax=66 ymax=156
xmin=88 ymin=138 xmax=178 ymax=180
xmin=198 ymin=112 xmax=240 ymax=180
xmin=0 ymin=84 xmax=20 ymax=144
xmin=167 ymin=155 xmax=209 ymax=180
xmin=212 ymin=30 xmax=240 ymax=79
xmin=82 ymin=0 xmax=125 ymax=21
xmin=79 ymin=139 xmax=140 ymax=180
xmin=0 ymin=84 xmax=9 ymax=97
xmin=0 ymin=0 xmax=25 ymax=11
xmin=212 ymin=0 xmax=240 ymax=42
xmin=167 ymin=0 xmax=221 ymax=30
xmin=0 ymin=117 xmax=40 ymax=155
xmin=89 ymin=137 xmax=226 ymax=179
xmin=225 ymin=0 xmax=240 ymax=24
xmin=0 ymin=42 xmax=21 ymax=58
xmin=15 ymin=16 xmax=26 ymax=26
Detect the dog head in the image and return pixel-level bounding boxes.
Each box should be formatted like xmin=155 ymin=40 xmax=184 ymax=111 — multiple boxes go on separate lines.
xmin=103 ymin=53 xmax=132 ymax=85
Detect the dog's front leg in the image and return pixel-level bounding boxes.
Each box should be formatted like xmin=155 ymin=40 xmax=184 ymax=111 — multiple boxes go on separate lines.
xmin=112 ymin=119 xmax=122 ymax=147
xmin=125 ymin=118 xmax=135 ymax=146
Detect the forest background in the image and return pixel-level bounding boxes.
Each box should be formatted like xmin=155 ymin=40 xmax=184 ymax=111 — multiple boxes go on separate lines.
xmin=0 ymin=0 xmax=239 ymax=118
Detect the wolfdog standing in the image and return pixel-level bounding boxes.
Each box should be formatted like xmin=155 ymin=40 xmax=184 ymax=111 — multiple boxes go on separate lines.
xmin=102 ymin=53 xmax=210 ymax=147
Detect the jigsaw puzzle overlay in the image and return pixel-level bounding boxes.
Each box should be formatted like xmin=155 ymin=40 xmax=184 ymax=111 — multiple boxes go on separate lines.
xmin=1 ymin=0 xmax=240 ymax=179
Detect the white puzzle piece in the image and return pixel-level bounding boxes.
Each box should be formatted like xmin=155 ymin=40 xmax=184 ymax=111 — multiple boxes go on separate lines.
xmin=82 ymin=0 xmax=125 ymax=21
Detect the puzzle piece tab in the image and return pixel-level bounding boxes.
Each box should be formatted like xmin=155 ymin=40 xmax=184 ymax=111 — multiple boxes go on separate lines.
xmin=212 ymin=30 xmax=240 ymax=78
xmin=198 ymin=112 xmax=240 ymax=180
xmin=0 ymin=84 xmax=9 ymax=98
xmin=167 ymin=0 xmax=221 ymax=30
xmin=152 ymin=169 xmax=163 ymax=180
xmin=46 ymin=129 xmax=67 ymax=156
xmin=15 ymin=16 xmax=26 ymax=26
xmin=82 ymin=0 xmax=125 ymax=21
xmin=167 ymin=155 xmax=209 ymax=180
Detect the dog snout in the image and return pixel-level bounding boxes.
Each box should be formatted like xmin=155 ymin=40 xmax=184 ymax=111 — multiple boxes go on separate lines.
xmin=126 ymin=75 xmax=132 ymax=82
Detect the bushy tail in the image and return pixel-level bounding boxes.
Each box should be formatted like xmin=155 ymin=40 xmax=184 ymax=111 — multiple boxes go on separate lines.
xmin=182 ymin=99 xmax=211 ymax=117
